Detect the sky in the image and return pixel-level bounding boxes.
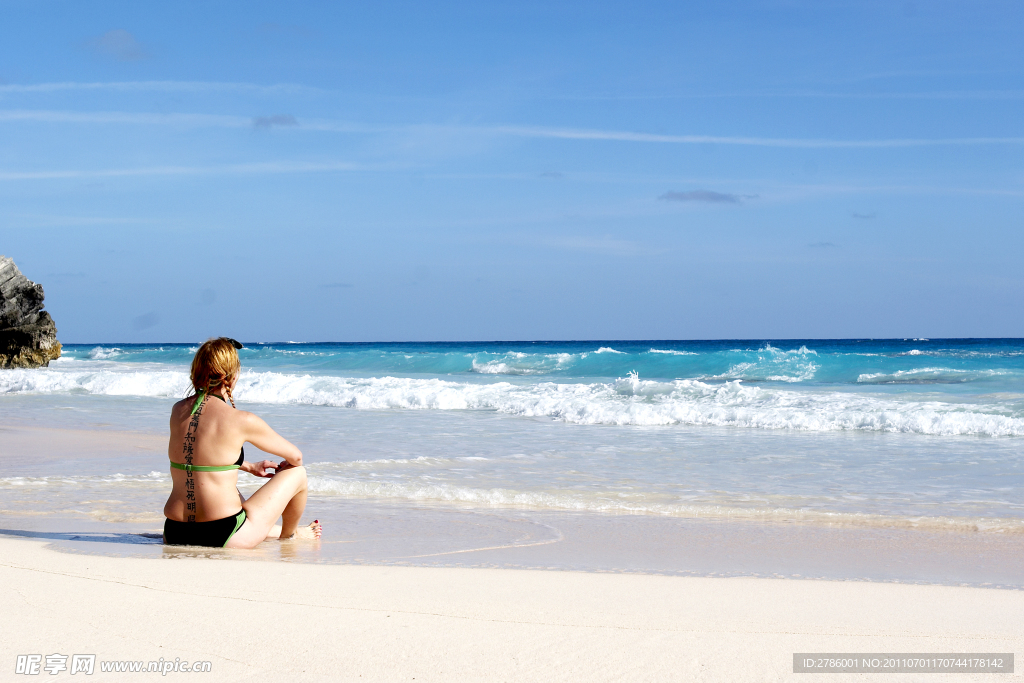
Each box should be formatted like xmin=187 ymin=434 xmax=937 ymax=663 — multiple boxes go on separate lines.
xmin=1 ymin=0 xmax=1022 ymax=343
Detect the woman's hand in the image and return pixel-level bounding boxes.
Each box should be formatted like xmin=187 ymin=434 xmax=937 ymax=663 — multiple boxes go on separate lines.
xmin=275 ymin=460 xmax=297 ymax=473
xmin=245 ymin=459 xmax=279 ymax=478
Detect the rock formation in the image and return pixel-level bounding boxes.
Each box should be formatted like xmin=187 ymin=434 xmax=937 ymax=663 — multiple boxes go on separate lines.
xmin=0 ymin=256 xmax=61 ymax=368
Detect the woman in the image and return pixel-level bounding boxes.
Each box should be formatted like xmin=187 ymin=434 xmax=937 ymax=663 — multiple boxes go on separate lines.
xmin=163 ymin=337 xmax=321 ymax=548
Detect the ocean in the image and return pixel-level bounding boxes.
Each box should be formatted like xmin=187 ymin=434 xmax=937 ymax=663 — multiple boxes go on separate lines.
xmin=2 ymin=339 xmax=1023 ymax=582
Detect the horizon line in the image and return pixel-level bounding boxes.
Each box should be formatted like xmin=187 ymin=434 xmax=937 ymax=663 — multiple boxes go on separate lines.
xmin=57 ymin=337 xmax=1023 ymax=345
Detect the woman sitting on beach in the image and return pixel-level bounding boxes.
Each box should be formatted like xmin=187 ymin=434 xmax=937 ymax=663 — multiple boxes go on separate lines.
xmin=163 ymin=337 xmax=321 ymax=548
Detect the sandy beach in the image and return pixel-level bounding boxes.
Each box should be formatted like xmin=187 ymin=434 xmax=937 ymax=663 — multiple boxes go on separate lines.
xmin=1 ymin=534 xmax=1021 ymax=682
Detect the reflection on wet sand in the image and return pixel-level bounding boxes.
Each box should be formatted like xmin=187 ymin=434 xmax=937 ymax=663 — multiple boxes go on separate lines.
xmin=9 ymin=499 xmax=1024 ymax=589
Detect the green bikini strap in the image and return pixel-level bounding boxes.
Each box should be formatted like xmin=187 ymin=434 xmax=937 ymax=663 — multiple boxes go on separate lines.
xmin=170 ymin=462 xmax=240 ymax=472
xmin=190 ymin=388 xmax=207 ymax=417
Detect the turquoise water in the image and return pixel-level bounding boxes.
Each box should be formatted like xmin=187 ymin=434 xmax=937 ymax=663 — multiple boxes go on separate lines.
xmin=52 ymin=338 xmax=1024 ymax=391
xmin=1 ymin=339 xmax=1023 ymax=533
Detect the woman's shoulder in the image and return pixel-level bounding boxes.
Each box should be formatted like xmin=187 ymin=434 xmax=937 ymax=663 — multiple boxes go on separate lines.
xmin=234 ymin=408 xmax=261 ymax=426
xmin=229 ymin=408 xmax=269 ymax=435
xmin=170 ymin=395 xmax=202 ymax=420
xmin=171 ymin=396 xmax=193 ymax=414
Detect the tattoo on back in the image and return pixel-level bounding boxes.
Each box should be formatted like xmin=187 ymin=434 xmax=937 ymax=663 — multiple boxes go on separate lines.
xmin=182 ymin=396 xmax=206 ymax=523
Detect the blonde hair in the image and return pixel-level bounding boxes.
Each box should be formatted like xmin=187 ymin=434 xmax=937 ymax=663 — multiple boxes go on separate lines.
xmin=189 ymin=337 xmax=241 ymax=408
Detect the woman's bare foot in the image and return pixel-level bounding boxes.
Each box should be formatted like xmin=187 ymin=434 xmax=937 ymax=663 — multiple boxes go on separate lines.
xmin=287 ymin=519 xmax=322 ymax=540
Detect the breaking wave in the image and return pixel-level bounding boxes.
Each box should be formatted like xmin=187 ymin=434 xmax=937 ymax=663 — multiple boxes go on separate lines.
xmin=857 ymin=368 xmax=1008 ymax=384
xmin=471 ymin=352 xmax=574 ymax=375
xmin=88 ymin=346 xmax=123 ymax=360
xmin=704 ymin=344 xmax=820 ymax=383
xmin=2 ymin=365 xmax=1022 ymax=436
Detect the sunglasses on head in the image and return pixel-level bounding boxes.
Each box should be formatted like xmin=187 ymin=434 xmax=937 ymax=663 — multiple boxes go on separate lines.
xmin=226 ymin=338 xmax=244 ymax=350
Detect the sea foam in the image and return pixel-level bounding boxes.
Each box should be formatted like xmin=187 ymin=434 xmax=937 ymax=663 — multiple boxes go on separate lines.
xmin=3 ymin=365 xmax=1023 ymax=436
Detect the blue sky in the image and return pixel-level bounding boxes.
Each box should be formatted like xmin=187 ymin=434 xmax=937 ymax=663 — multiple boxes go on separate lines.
xmin=1 ymin=0 xmax=1022 ymax=342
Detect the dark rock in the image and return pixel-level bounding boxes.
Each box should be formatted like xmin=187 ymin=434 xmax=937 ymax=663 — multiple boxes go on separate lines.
xmin=0 ymin=256 xmax=61 ymax=368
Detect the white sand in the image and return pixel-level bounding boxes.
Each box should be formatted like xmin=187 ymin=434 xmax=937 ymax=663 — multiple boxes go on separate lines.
xmin=1 ymin=535 xmax=1021 ymax=682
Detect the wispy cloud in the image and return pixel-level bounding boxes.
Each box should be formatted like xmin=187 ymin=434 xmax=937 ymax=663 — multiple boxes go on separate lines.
xmin=537 ymin=235 xmax=651 ymax=255
xmin=756 ymin=182 xmax=1024 ymax=199
xmin=253 ymin=114 xmax=298 ymax=129
xmin=2 ymin=108 xmax=1024 ymax=149
xmin=0 ymin=161 xmax=365 ymax=182
xmin=659 ymin=190 xmax=754 ymax=204
xmin=11 ymin=214 xmax=157 ymax=227
xmin=851 ymin=212 xmax=876 ymax=219
xmin=8 ymin=80 xmax=1023 ymax=102
xmin=0 ymin=80 xmax=321 ymax=95
xmin=0 ymin=109 xmax=251 ymax=127
xmin=0 ymin=109 xmax=384 ymax=135
xmin=86 ymin=30 xmax=148 ymax=61
xmin=781 ymin=89 xmax=1024 ymax=101
xmin=486 ymin=124 xmax=1024 ymax=149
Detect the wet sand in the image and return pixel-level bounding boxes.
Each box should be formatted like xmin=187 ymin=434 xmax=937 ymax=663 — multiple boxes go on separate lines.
xmin=3 ymin=425 xmax=1024 ymax=588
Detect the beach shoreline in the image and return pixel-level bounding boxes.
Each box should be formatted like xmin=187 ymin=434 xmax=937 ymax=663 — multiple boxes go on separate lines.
xmin=2 ymin=534 xmax=1021 ymax=682
xmin=3 ymin=423 xmax=1024 ymax=588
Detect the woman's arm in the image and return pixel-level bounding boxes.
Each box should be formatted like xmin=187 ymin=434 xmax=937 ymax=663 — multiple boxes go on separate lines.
xmin=240 ymin=412 xmax=303 ymax=466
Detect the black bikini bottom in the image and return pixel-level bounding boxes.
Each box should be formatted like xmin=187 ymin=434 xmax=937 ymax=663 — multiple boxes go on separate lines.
xmin=163 ymin=510 xmax=247 ymax=548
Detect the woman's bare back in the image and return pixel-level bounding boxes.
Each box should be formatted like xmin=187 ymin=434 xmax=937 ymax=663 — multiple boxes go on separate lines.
xmin=164 ymin=394 xmax=249 ymax=522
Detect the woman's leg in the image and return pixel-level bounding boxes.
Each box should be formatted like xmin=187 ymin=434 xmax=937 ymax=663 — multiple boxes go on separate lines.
xmin=226 ymin=467 xmax=320 ymax=549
